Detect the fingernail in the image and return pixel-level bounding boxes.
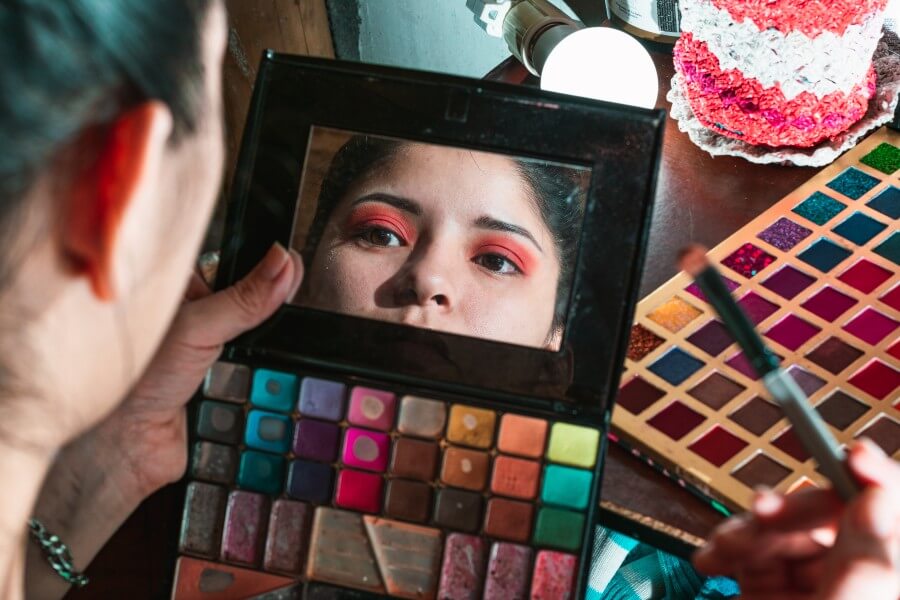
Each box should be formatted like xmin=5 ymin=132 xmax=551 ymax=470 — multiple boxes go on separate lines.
xmin=752 ymin=488 xmax=782 ymax=517
xmin=261 ymin=243 xmax=290 ymax=280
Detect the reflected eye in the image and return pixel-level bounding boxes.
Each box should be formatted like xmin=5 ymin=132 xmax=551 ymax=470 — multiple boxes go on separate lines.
xmin=474 ymin=253 xmax=522 ymax=275
xmin=359 ymin=227 xmax=404 ymax=247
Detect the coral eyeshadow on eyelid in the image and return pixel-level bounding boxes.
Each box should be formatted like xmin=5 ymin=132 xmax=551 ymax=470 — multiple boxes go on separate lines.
xmin=346 ymin=207 xmax=415 ymax=242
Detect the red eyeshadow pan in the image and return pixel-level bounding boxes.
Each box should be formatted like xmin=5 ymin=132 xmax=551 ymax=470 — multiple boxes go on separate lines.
xmin=800 ymin=287 xmax=857 ymax=322
xmin=765 ymin=315 xmax=821 ymax=351
xmin=773 ymin=428 xmax=810 ymax=462
xmin=721 ymin=243 xmax=776 ymax=278
xmin=688 ymin=426 xmax=748 ymax=466
xmin=837 ymin=259 xmax=893 ymax=294
xmin=738 ymin=292 xmax=779 ymax=325
xmin=889 ymin=339 xmax=900 ymax=361
xmin=617 ymin=377 xmax=666 ymax=415
xmin=881 ymin=284 xmax=900 ymax=312
xmin=646 ymin=401 xmax=706 ymax=440
xmin=848 ymin=360 xmax=900 ymax=400
xmin=842 ymin=308 xmax=898 ymax=346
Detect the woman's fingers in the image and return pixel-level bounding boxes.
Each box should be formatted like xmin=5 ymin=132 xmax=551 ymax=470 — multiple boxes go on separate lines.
xmin=753 ymin=487 xmax=843 ymax=532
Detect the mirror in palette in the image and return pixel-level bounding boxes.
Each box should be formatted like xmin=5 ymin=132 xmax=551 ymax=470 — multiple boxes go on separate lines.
xmin=290 ymin=126 xmax=590 ymax=351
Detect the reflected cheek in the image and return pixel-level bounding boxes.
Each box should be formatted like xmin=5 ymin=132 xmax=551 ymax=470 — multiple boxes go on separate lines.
xmin=313 ymin=247 xmax=399 ymax=311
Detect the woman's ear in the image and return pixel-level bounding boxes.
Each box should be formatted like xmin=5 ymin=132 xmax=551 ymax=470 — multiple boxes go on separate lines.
xmin=61 ymin=101 xmax=173 ymax=300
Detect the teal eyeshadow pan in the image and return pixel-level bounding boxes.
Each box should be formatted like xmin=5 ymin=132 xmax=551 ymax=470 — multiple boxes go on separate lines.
xmin=825 ymin=167 xmax=881 ymax=200
xmin=797 ymin=238 xmax=852 ymax=272
xmin=792 ymin=192 xmax=845 ymax=225
xmin=250 ymin=368 xmax=299 ymax=413
xmin=540 ymin=465 xmax=593 ymax=510
xmin=867 ymin=186 xmax=900 ymax=219
xmin=237 ymin=450 xmax=285 ymax=495
xmin=831 ymin=212 xmax=886 ymax=246
xmin=873 ymin=232 xmax=900 ymax=266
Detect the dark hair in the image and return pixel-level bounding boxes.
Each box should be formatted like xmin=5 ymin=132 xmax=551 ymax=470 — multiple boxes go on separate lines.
xmin=304 ymin=135 xmax=587 ymax=337
xmin=0 ymin=0 xmax=212 ymax=282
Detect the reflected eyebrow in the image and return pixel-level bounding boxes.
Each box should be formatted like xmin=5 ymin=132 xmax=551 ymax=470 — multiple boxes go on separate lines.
xmin=351 ymin=193 xmax=421 ymax=216
xmin=474 ymin=215 xmax=543 ymax=253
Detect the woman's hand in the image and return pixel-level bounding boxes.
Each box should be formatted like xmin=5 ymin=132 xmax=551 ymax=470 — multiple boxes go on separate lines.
xmin=694 ymin=439 xmax=900 ymax=600
xmin=26 ymin=243 xmax=303 ymax=599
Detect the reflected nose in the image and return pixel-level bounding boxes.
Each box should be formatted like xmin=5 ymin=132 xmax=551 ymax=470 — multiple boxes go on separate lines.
xmin=395 ymin=244 xmax=455 ymax=310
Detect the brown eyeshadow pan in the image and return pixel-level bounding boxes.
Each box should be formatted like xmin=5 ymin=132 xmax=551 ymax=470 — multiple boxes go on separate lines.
xmin=805 ymin=337 xmax=864 ymax=375
xmin=441 ymin=447 xmax=490 ymax=491
xmin=627 ymin=324 xmax=664 ymax=361
xmin=390 ymin=438 xmax=439 ymax=481
xmin=856 ymin=417 xmax=900 ymax=455
xmin=484 ymin=498 xmax=534 ymax=543
xmin=616 ymin=377 xmax=665 ymax=415
xmin=434 ymin=488 xmax=483 ymax=533
xmin=816 ymin=391 xmax=869 ymax=431
xmin=728 ymin=396 xmax=783 ymax=436
xmin=687 ymin=372 xmax=745 ymax=410
xmin=732 ymin=454 xmax=792 ymax=489
xmin=384 ymin=479 xmax=432 ymax=523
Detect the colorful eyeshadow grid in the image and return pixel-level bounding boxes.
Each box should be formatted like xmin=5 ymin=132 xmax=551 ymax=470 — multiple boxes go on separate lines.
xmin=180 ymin=363 xmax=602 ymax=598
xmin=612 ymin=128 xmax=900 ymax=512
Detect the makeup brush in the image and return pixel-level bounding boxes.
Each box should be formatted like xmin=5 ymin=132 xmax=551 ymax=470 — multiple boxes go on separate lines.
xmin=678 ymin=244 xmax=859 ymax=501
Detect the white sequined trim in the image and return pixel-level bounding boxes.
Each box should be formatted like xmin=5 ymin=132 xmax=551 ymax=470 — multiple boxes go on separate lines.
xmin=681 ymin=0 xmax=886 ymax=100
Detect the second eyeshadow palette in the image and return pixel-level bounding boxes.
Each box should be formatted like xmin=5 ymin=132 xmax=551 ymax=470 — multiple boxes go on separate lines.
xmin=175 ymin=362 xmax=602 ymax=599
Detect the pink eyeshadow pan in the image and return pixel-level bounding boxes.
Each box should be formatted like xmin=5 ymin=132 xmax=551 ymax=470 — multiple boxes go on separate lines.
xmin=646 ymin=401 xmax=705 ymax=440
xmin=726 ymin=350 xmax=782 ymax=380
xmin=342 ymin=428 xmax=390 ymax=472
xmin=837 ymin=259 xmax=893 ymax=294
xmin=842 ymin=308 xmax=899 ymax=346
xmin=347 ymin=387 xmax=396 ymax=430
xmin=881 ymin=284 xmax=900 ymax=312
xmin=848 ymin=360 xmax=900 ymax=400
xmin=685 ymin=276 xmax=739 ymax=302
xmin=889 ymin=340 xmax=900 ymax=361
xmin=688 ymin=426 xmax=748 ymax=466
xmin=738 ymin=292 xmax=779 ymax=324
xmin=800 ymin=287 xmax=857 ymax=322
xmin=721 ymin=243 xmax=776 ymax=278
xmin=765 ymin=315 xmax=821 ymax=351
xmin=334 ymin=469 xmax=383 ymax=513
xmin=761 ymin=266 xmax=815 ymax=300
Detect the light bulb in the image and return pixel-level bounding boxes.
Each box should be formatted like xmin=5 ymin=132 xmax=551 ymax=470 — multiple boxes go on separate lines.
xmin=540 ymin=28 xmax=659 ymax=109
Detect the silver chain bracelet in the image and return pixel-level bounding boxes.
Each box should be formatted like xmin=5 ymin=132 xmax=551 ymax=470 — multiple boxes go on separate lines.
xmin=28 ymin=519 xmax=89 ymax=588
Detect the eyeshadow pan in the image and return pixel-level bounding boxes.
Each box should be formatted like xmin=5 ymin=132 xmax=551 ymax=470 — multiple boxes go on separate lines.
xmin=434 ymin=489 xmax=483 ymax=533
xmin=197 ymin=400 xmax=244 ymax=445
xmin=762 ymin=266 xmax=816 ymax=300
xmin=293 ymin=419 xmax=340 ymax=463
xmin=441 ymin=446 xmax=490 ymax=491
xmin=173 ymin=557 xmax=295 ymax=599
xmin=732 ymin=453 xmax=791 ymax=488
xmin=546 ymin=422 xmax=600 ymax=468
xmin=801 ymin=287 xmax=858 ymax=322
xmin=390 ymin=437 xmax=439 ymax=481
xmin=687 ymin=320 xmax=734 ymax=356
xmin=832 ymin=212 xmax=887 ymax=246
xmin=496 ymin=414 xmax=548 ymax=458
xmin=889 ymin=339 xmax=900 ymax=361
xmin=244 ymin=410 xmax=292 ymax=454
xmin=363 ymin=516 xmax=442 ymax=599
xmin=221 ymin=490 xmax=268 ymax=566
xmin=757 ymin=217 xmax=812 ymax=251
xmin=729 ymin=396 xmax=783 ymax=436
xmin=438 ymin=534 xmax=485 ymax=600
xmin=688 ymin=426 xmax=748 ymax=467
xmin=881 ymin=284 xmax=900 ymax=312
xmin=848 ymin=360 xmax=900 ymax=400
xmin=204 ymin=362 xmax=251 ymax=403
xmin=238 ymin=451 xmax=285 ymax=496
xmin=726 ymin=350 xmax=772 ymax=380
xmin=647 ymin=401 xmax=705 ymax=440
xmin=765 ymin=315 xmax=821 ymax=351
xmin=397 ymin=396 xmax=446 ymax=439
xmin=787 ymin=365 xmax=826 ymax=396
xmin=286 ymin=459 xmax=333 ymax=504
xmin=773 ymin=428 xmax=810 ymax=462
xmin=383 ymin=479 xmax=432 ymax=523
xmin=190 ymin=441 xmax=237 ymax=485
xmin=447 ymin=405 xmax=496 ymax=449
xmin=826 ymin=167 xmax=880 ymax=199
xmin=873 ymin=232 xmax=900 ymax=266
xmin=264 ymin=500 xmax=311 ymax=575
xmin=491 ymin=455 xmax=540 ymax=500
xmin=342 ymin=428 xmax=390 ymax=472
xmin=798 ymin=238 xmax=852 ymax=272
xmin=540 ymin=465 xmax=592 ymax=510
xmin=616 ymin=376 xmax=666 ymax=415
xmin=738 ymin=292 xmax=779 ymax=324
xmin=867 ymin=185 xmax=900 ymax=218
xmin=838 ymin=259 xmax=893 ymax=294
xmin=688 ymin=372 xmax=745 ymax=410
xmin=627 ymin=324 xmax=665 ymax=361
xmin=347 ymin=387 xmax=396 ymax=431
xmin=484 ymin=498 xmax=534 ymax=543
xmin=530 ymin=551 xmax=577 ymax=600
xmin=816 ymin=391 xmax=869 ymax=431
xmin=685 ymin=275 xmax=739 ymax=302
xmin=483 ymin=543 xmax=532 ymax=600
xmin=860 ymin=142 xmax=900 ymax=174
xmin=250 ymin=369 xmax=299 ymax=414
xmin=721 ymin=243 xmax=776 ymax=278
xmin=334 ymin=469 xmax=383 ymax=513
xmin=179 ymin=481 xmax=226 ymax=557
xmin=806 ymin=337 xmax=864 ymax=374
xmin=856 ymin=417 xmax=900 ymax=455
xmin=307 ymin=508 xmax=383 ymax=593
xmin=533 ymin=508 xmax=584 ymax=551
xmin=793 ymin=192 xmax=845 ymax=225
xmin=646 ymin=296 xmax=703 ymax=332
xmin=647 ymin=347 xmax=704 ymax=386
xmin=299 ymin=378 xmax=346 ymax=421
xmin=843 ymin=308 xmax=898 ymax=346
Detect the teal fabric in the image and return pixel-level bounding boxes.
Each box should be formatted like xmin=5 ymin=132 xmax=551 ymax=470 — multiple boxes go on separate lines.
xmin=587 ymin=525 xmax=740 ymax=600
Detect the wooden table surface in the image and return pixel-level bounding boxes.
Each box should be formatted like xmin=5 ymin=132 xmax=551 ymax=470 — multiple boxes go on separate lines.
xmin=66 ymin=32 xmax=818 ymax=600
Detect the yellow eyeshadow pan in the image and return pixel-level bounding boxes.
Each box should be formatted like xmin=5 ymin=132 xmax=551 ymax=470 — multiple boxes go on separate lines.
xmin=546 ymin=423 xmax=600 ymax=469
xmin=646 ymin=296 xmax=703 ymax=333
xmin=446 ymin=405 xmax=496 ymax=449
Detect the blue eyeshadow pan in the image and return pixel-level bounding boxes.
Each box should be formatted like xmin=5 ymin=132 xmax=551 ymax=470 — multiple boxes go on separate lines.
xmin=648 ymin=348 xmax=705 ymax=386
xmin=793 ymin=192 xmax=845 ymax=225
xmin=797 ymin=238 xmax=852 ymax=273
xmin=873 ymin=232 xmax=900 ymax=266
xmin=867 ymin=186 xmax=900 ymax=219
xmin=826 ymin=167 xmax=881 ymax=200
xmin=832 ymin=212 xmax=887 ymax=246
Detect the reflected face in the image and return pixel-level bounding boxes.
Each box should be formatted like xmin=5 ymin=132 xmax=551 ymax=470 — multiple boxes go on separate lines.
xmin=301 ymin=144 xmax=562 ymax=348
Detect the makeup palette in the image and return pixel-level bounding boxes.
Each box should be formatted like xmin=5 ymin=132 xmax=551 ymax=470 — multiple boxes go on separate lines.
xmin=613 ymin=127 xmax=900 ymax=511
xmin=170 ymin=54 xmax=666 ymax=598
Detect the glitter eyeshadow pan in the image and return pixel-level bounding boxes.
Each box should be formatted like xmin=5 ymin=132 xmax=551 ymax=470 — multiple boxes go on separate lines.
xmin=793 ymin=192 xmax=845 ymax=225
xmin=860 ymin=142 xmax=900 ymax=175
xmin=721 ymin=243 xmax=776 ymax=278
xmin=627 ymin=324 xmax=665 ymax=361
xmin=757 ymin=217 xmax=812 ymax=251
xmin=646 ymin=296 xmax=703 ymax=333
xmin=826 ymin=167 xmax=881 ymax=200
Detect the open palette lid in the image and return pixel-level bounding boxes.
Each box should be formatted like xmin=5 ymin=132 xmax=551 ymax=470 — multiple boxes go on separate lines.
xmin=218 ymin=52 xmax=665 ymax=421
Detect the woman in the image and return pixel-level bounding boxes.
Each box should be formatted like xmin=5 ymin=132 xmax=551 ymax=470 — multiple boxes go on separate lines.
xmin=296 ymin=135 xmax=586 ymax=349
xmin=0 ymin=2 xmax=896 ymax=599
